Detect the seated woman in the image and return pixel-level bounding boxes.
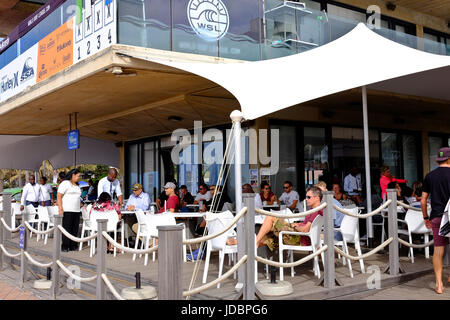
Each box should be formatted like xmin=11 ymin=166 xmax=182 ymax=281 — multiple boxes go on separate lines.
xmin=260 ymin=182 xmax=278 ymax=205
xmin=332 ymin=183 xmax=348 ymax=202
xmin=91 ymin=192 xmax=122 ymax=253
xmin=256 ymin=186 xmax=323 ymax=252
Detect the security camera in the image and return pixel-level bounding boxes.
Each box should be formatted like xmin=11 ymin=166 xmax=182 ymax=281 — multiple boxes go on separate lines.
xmin=111 ymin=66 xmax=123 ymax=75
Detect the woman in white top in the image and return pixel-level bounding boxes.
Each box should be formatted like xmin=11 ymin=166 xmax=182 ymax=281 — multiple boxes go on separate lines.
xmin=57 ymin=169 xmax=82 ymax=252
xmin=39 ymin=176 xmax=54 ymax=207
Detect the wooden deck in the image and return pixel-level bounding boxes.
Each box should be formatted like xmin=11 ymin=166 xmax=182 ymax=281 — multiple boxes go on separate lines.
xmin=1 ymin=232 xmax=438 ymax=300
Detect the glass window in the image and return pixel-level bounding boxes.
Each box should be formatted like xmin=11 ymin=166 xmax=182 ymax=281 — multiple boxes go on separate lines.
xmin=126 ymin=144 xmax=139 ymax=195
xmin=381 ymin=132 xmax=400 ymax=178
xmin=327 ymin=4 xmax=366 ymax=23
xmin=429 ymin=136 xmax=445 ymax=171
xmin=143 ymin=141 xmax=159 ymax=202
xmin=402 ymin=134 xmax=418 ymax=184
xmin=178 ymin=144 xmax=200 ymax=195
xmin=304 ymin=127 xmax=327 ymax=189
xmin=203 ymin=140 xmax=223 ymax=187
xmin=227 ymin=130 xmax=250 ymax=203
xmin=270 ymin=125 xmax=297 ymax=197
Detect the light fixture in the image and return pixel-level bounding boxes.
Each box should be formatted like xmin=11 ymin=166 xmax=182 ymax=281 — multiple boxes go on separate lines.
xmin=168 ymin=115 xmax=183 ymax=122
xmin=111 ymin=66 xmax=123 ymax=75
xmin=106 ymin=130 xmax=119 ymax=136
xmin=386 ymin=2 xmax=396 ymax=11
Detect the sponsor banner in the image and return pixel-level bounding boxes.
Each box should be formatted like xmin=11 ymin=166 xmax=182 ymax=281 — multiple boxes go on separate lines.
xmin=0 ymin=0 xmax=67 ymax=54
xmin=74 ymin=0 xmax=117 ymax=64
xmin=37 ymin=19 xmax=74 ymax=83
xmin=0 ymin=43 xmax=38 ymax=103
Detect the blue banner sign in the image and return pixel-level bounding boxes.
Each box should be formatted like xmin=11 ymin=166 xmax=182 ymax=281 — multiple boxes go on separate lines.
xmin=19 ymin=226 xmax=25 ymax=250
xmin=68 ymin=129 xmax=80 ymax=150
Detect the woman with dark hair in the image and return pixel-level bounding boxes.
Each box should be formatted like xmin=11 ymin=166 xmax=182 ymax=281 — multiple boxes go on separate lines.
xmin=57 ymin=169 xmax=82 ymax=252
xmin=259 ymin=181 xmax=277 ymax=205
xmin=91 ymin=192 xmax=122 ymax=253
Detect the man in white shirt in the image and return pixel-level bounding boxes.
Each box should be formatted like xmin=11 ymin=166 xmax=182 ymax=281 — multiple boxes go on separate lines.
xmin=344 ymin=166 xmax=362 ymax=204
xmin=97 ymin=168 xmax=123 ymax=208
xmin=20 ymin=175 xmax=41 ymax=211
xmin=193 ymin=183 xmax=212 ymax=204
xmin=279 ymin=180 xmax=299 ymax=211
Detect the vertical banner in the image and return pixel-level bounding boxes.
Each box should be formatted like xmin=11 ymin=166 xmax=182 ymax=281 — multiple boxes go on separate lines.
xmin=76 ymin=0 xmax=83 ymax=25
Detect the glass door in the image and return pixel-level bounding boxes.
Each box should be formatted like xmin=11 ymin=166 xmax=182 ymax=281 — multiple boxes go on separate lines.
xmin=303 ymin=127 xmax=328 ymax=190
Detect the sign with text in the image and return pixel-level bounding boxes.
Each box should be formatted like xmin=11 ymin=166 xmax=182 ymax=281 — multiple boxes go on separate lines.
xmin=19 ymin=226 xmax=26 ymax=250
xmin=68 ymin=129 xmax=80 ymax=150
xmin=37 ymin=19 xmax=74 ymax=83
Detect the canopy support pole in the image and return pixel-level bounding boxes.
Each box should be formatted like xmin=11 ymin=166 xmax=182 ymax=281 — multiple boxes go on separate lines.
xmin=231 ymin=110 xmax=244 ymax=291
xmin=362 ymin=86 xmax=374 ymax=247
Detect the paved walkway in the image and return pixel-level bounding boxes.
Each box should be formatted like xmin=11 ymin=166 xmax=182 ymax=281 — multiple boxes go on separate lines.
xmin=362 ymin=267 xmax=450 ymax=300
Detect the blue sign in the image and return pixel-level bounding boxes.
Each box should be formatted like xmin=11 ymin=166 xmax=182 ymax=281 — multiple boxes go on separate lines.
xmin=19 ymin=226 xmax=25 ymax=250
xmin=68 ymin=129 xmax=80 ymax=150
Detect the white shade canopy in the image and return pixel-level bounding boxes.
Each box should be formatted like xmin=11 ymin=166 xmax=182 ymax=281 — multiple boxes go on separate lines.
xmin=125 ymin=23 xmax=450 ymax=120
xmin=0 ymin=135 xmax=119 ymax=171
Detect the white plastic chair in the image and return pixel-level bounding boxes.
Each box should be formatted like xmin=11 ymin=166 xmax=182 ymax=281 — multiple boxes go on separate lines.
xmin=279 ymin=214 xmax=324 ymax=280
xmin=89 ymin=209 xmax=124 ymax=257
xmin=79 ymin=205 xmax=93 ymax=251
xmin=398 ymin=210 xmax=433 ymax=263
xmin=25 ymin=205 xmax=40 ymax=238
xmin=334 ymin=207 xmax=365 ymax=278
xmin=202 ymin=210 xmax=238 ymax=288
xmin=36 ymin=206 xmax=54 ymax=244
xmin=11 ymin=203 xmax=23 ymax=229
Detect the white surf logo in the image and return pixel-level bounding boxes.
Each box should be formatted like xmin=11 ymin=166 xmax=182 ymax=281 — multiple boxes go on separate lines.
xmin=187 ymin=0 xmax=229 ymax=41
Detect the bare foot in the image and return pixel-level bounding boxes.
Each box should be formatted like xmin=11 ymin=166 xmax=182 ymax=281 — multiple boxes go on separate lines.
xmin=436 ymin=282 xmax=444 ymax=294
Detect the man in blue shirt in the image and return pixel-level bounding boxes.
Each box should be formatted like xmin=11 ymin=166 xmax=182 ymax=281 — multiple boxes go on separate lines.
xmin=126 ymin=183 xmax=151 ymax=211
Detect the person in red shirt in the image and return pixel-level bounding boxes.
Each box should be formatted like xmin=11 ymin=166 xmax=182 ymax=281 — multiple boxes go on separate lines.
xmin=256 ymin=186 xmax=323 ymax=251
xmin=379 ymin=164 xmax=407 ymax=198
xmin=157 ymin=182 xmax=180 ymax=213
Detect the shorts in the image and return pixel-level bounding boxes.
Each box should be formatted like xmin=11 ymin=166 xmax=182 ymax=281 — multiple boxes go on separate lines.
xmin=431 ymin=216 xmax=449 ymax=247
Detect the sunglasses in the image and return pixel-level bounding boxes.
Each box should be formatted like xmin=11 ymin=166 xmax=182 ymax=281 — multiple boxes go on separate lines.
xmin=264 ymin=187 xmax=270 ymax=190
xmin=283 ymin=186 xmax=290 ymax=189
xmin=306 ymin=195 xmax=313 ymax=199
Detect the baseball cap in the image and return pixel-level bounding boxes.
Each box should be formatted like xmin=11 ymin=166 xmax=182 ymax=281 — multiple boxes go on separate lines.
xmin=132 ymin=183 xmax=143 ymax=191
xmin=436 ymin=147 xmax=450 ymax=162
xmin=163 ymin=182 xmax=176 ymax=189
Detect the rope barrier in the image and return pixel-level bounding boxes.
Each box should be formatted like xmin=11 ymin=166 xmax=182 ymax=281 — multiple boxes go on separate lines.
xmin=0 ymin=218 xmax=20 ymax=233
xmin=333 ymin=237 xmax=393 ymax=261
xmin=101 ymin=273 xmax=126 ymax=300
xmin=56 ymin=260 xmax=97 ymax=282
xmin=101 ymin=231 xmax=159 ymax=254
xmin=255 ymin=202 xmax=327 ymax=219
xmin=0 ymin=244 xmax=20 ymax=258
xmin=255 ymin=245 xmax=328 ymax=268
xmin=183 ymin=207 xmax=248 ymax=245
xmin=397 ymin=201 xmax=422 ymax=212
xmin=333 ymin=200 xmax=392 ymax=219
xmin=24 ymin=221 xmax=54 ymax=235
xmin=57 ymin=225 xmax=97 ymax=243
xmin=24 ymin=251 xmax=52 ymax=268
xmin=398 ymin=238 xmax=434 ymax=249
xmin=183 ymin=255 xmax=248 ymax=297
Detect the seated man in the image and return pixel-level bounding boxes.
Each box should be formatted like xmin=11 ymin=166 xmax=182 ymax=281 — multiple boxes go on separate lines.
xmin=256 ymin=186 xmax=323 ymax=252
xmin=193 ymin=183 xmax=212 ymax=205
xmin=126 ymin=183 xmax=151 ymax=211
xmin=344 ymin=166 xmax=363 ymax=205
xmin=157 ymin=182 xmax=179 ymax=213
xmin=179 ymin=185 xmax=195 ymax=212
xmin=279 ymin=180 xmax=300 ymax=212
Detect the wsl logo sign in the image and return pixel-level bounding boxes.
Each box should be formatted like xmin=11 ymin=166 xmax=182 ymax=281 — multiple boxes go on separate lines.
xmin=187 ymin=0 xmax=229 ymax=41
xmin=21 ymin=57 xmax=35 ymax=83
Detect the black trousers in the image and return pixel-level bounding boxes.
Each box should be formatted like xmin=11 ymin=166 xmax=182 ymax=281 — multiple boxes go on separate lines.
xmin=62 ymin=211 xmax=81 ymax=250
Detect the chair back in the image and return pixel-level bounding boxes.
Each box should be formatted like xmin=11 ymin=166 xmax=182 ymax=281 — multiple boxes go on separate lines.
xmin=37 ymin=206 xmax=50 ymax=223
xmin=309 ymin=214 xmax=324 ymax=248
xmin=405 ymin=210 xmax=430 ymax=234
xmin=205 ymin=210 xmax=235 ymax=251
xmin=25 ymin=204 xmax=38 ymax=220
xmin=339 ymin=208 xmax=359 ymax=242
xmin=146 ymin=213 xmax=177 ymax=238
xmin=135 ymin=209 xmax=150 ymax=234
xmin=90 ymin=210 xmax=119 ymax=232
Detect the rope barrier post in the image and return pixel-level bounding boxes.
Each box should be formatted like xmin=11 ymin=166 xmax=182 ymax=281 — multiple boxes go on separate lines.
xmin=323 ymin=191 xmax=338 ymax=288
xmin=385 ymin=189 xmax=403 ymax=275
xmin=3 ymin=194 xmax=11 ymax=240
xmin=0 ymin=210 xmax=3 ymax=270
xmin=158 ymin=223 xmax=184 ymax=300
xmin=20 ymin=208 xmax=29 ymax=288
xmin=51 ymin=214 xmax=63 ymax=299
xmin=243 ymin=195 xmax=255 ymax=300
xmin=96 ymin=219 xmax=108 ymax=300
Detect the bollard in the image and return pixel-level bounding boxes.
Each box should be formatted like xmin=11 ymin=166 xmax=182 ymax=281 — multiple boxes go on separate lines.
xmin=157 ymin=224 xmax=184 ymax=300
xmin=51 ymin=215 xmax=63 ymax=299
xmin=20 ymin=209 xmax=29 ymax=288
xmin=387 ymin=189 xmax=400 ymax=275
xmin=96 ymin=219 xmax=108 ymax=300
xmin=0 ymin=210 xmax=3 ymax=270
xmin=323 ymin=191 xmax=336 ymax=288
xmin=2 ymin=195 xmax=11 ymax=240
xmin=243 ymin=194 xmax=255 ymax=300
